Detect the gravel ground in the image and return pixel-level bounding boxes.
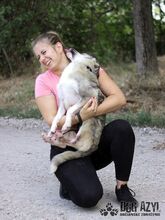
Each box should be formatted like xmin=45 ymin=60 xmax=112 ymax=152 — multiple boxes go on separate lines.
xmin=0 ymin=117 xmax=165 ymax=220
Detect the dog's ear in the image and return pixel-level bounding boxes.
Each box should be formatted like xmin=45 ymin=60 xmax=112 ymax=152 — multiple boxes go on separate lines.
xmin=94 ymin=63 xmax=100 ymax=78
xmin=92 ymin=57 xmax=100 ymax=78
xmin=66 ymin=48 xmax=80 ymax=61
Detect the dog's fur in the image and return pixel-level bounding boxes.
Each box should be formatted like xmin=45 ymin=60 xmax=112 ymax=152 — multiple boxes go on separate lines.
xmin=49 ymin=49 xmax=105 ymax=173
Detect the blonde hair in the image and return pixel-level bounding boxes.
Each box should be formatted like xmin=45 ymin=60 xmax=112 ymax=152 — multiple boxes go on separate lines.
xmin=31 ymin=31 xmax=65 ymax=49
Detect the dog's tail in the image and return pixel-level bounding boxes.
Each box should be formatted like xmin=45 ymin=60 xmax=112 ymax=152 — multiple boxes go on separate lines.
xmin=50 ymin=150 xmax=91 ymax=174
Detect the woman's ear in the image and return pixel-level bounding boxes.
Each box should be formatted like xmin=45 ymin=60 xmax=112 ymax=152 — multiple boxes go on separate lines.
xmin=54 ymin=42 xmax=63 ymax=52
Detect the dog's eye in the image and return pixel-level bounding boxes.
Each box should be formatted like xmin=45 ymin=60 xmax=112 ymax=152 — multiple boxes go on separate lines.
xmin=86 ymin=66 xmax=92 ymax=72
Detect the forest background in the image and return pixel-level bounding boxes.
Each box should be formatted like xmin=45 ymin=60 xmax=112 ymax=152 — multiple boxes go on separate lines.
xmin=0 ymin=0 xmax=165 ymax=127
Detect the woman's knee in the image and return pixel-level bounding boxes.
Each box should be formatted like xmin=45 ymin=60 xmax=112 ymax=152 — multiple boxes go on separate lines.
xmin=72 ymin=185 xmax=103 ymax=208
xmin=107 ymin=119 xmax=135 ymax=140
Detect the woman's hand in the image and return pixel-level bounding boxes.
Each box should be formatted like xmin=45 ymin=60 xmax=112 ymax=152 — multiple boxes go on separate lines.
xmin=53 ymin=97 xmax=98 ymax=129
xmin=41 ymin=132 xmax=67 ymax=148
xmin=79 ymin=97 xmax=98 ymax=121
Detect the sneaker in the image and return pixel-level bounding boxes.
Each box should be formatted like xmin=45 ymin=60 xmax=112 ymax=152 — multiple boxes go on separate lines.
xmin=59 ymin=184 xmax=71 ymax=200
xmin=115 ymin=184 xmax=138 ymax=206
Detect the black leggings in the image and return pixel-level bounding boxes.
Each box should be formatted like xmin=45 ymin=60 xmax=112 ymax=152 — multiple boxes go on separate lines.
xmin=50 ymin=119 xmax=135 ymax=208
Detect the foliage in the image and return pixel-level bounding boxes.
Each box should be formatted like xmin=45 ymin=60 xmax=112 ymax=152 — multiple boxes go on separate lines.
xmin=0 ymin=0 xmax=165 ymax=77
xmin=153 ymin=0 xmax=165 ymax=55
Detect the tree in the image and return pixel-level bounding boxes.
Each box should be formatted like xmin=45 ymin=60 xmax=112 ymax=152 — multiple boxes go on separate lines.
xmin=1 ymin=0 xmax=164 ymax=77
xmin=152 ymin=0 xmax=165 ymax=55
xmin=133 ymin=0 xmax=159 ymax=76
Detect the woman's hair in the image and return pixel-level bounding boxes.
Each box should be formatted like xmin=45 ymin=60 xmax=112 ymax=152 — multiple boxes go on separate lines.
xmin=31 ymin=31 xmax=66 ymax=71
xmin=31 ymin=31 xmax=65 ymax=49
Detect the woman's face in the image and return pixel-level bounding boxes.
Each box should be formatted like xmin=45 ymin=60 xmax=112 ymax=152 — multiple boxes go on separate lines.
xmin=33 ymin=40 xmax=63 ymax=71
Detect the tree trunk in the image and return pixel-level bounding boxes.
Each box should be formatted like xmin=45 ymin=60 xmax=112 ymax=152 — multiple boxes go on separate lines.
xmin=2 ymin=48 xmax=14 ymax=78
xmin=133 ymin=0 xmax=159 ymax=76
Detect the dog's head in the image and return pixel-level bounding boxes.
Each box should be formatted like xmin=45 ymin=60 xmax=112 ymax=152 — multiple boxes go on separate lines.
xmin=66 ymin=48 xmax=100 ymax=78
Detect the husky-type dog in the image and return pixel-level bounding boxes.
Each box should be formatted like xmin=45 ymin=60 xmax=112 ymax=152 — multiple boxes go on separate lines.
xmin=48 ymin=49 xmax=105 ymax=173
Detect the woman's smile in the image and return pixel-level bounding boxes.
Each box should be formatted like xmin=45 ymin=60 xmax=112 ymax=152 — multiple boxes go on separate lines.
xmin=43 ymin=58 xmax=52 ymax=67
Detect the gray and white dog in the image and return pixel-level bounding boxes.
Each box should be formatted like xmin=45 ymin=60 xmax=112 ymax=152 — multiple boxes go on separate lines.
xmin=48 ymin=49 xmax=105 ymax=173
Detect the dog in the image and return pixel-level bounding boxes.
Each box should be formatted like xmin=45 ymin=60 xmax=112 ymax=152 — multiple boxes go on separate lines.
xmin=46 ymin=49 xmax=105 ymax=173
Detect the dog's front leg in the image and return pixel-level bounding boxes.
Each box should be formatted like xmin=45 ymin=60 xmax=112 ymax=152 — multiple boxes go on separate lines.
xmin=49 ymin=102 xmax=66 ymax=135
xmin=62 ymin=101 xmax=85 ymax=133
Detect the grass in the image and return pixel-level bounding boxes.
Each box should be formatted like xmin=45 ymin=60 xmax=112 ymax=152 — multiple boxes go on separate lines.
xmin=106 ymin=111 xmax=165 ymax=128
xmin=0 ymin=74 xmax=41 ymax=119
xmin=0 ymin=57 xmax=165 ymax=127
xmin=0 ymin=107 xmax=41 ymax=119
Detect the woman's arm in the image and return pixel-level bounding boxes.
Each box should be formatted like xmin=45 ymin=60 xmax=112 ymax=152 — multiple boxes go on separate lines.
xmin=96 ymin=68 xmax=126 ymax=115
xmin=36 ymin=95 xmax=58 ymax=127
xmin=36 ymin=95 xmax=79 ymax=128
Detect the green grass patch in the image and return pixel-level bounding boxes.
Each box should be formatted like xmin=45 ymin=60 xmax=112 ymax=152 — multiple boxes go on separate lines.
xmin=106 ymin=111 xmax=165 ymax=128
xmin=0 ymin=107 xmax=41 ymax=119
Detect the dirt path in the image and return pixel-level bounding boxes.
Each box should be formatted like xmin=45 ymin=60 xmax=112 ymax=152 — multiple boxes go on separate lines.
xmin=0 ymin=117 xmax=165 ymax=220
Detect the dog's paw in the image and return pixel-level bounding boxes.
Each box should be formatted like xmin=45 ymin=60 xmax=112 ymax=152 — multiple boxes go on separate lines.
xmin=61 ymin=125 xmax=71 ymax=133
xmin=42 ymin=132 xmax=52 ymax=142
xmin=69 ymin=137 xmax=78 ymax=144
xmin=42 ymin=132 xmax=58 ymax=145
xmin=69 ymin=132 xmax=80 ymax=144
xmin=48 ymin=128 xmax=57 ymax=137
xmin=50 ymin=123 xmax=58 ymax=135
xmin=61 ymin=122 xmax=72 ymax=133
xmin=55 ymin=130 xmax=63 ymax=138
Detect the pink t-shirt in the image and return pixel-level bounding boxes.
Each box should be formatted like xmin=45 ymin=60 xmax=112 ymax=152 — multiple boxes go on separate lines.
xmin=35 ymin=69 xmax=60 ymax=106
xmin=35 ymin=67 xmax=105 ymax=107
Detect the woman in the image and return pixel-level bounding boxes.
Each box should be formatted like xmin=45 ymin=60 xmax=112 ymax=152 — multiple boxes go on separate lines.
xmin=32 ymin=31 xmax=138 ymax=208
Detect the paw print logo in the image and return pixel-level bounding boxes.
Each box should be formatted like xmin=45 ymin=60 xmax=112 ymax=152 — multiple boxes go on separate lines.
xmin=110 ymin=208 xmax=118 ymax=216
xmin=100 ymin=208 xmax=108 ymax=216
xmin=106 ymin=202 xmax=113 ymax=212
xmin=99 ymin=202 xmax=119 ymax=217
